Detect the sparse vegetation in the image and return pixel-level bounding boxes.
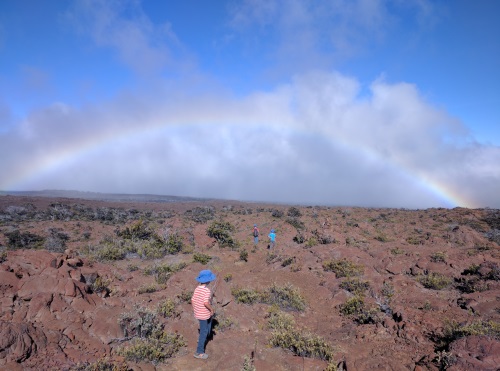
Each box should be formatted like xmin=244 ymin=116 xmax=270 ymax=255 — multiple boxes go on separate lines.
xmin=239 ymin=249 xmax=249 ymax=262
xmin=193 ymin=252 xmax=212 ymax=265
xmin=417 ymin=272 xmax=452 ymax=290
xmin=207 ymin=220 xmax=239 ymax=248
xmin=232 ymin=283 xmax=306 ymax=311
xmin=117 ymin=331 xmax=185 ymax=363
xmin=267 ymin=307 xmax=334 ymax=361
xmin=323 ymin=258 xmax=364 ymax=278
xmin=4 ymin=230 xmax=45 ymax=249
xmin=339 ymin=296 xmax=381 ymax=324
xmin=138 ymin=284 xmax=158 ymax=294
xmin=157 ymin=299 xmax=179 ymax=318
xmin=430 ymin=251 xmax=446 ymax=263
xmin=339 ymin=278 xmax=370 ymax=295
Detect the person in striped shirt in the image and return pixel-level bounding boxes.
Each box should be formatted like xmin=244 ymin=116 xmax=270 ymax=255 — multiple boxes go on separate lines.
xmin=191 ymin=269 xmax=216 ymax=359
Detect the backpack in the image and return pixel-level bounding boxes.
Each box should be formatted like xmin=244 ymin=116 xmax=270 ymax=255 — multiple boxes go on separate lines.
xmin=253 ymin=228 xmax=259 ymax=237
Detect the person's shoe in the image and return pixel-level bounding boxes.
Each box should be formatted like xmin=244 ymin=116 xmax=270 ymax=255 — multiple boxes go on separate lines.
xmin=194 ymin=353 xmax=209 ymax=359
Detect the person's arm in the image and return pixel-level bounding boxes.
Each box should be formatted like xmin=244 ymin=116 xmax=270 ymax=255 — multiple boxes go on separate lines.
xmin=204 ymin=300 xmax=214 ymax=316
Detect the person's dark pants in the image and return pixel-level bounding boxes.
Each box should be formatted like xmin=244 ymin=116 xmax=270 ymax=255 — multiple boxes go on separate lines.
xmin=196 ymin=317 xmax=212 ymax=354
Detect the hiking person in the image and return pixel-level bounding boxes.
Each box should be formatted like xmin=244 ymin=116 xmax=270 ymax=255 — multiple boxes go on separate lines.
xmin=191 ymin=269 xmax=216 ymax=359
xmin=253 ymin=224 xmax=259 ymax=245
xmin=268 ymin=229 xmax=276 ymax=249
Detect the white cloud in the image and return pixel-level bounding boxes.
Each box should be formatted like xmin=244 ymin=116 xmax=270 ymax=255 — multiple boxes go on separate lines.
xmin=1 ymin=69 xmax=498 ymax=208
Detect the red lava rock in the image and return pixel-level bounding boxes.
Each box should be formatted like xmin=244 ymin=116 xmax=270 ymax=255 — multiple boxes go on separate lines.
xmin=448 ymin=335 xmax=500 ymax=371
xmin=0 ymin=197 xmax=498 ymax=370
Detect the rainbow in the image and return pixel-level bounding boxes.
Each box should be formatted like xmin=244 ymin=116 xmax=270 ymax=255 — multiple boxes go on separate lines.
xmin=1 ymin=119 xmax=477 ymax=208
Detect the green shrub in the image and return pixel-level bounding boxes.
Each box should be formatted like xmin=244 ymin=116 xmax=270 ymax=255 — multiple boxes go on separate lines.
xmin=241 ymin=355 xmax=256 ymax=371
xmin=0 ymin=251 xmax=7 ymax=263
xmin=269 ymin=328 xmax=334 ymax=361
xmin=193 ymin=252 xmax=212 ymax=265
xmin=339 ymin=278 xmax=370 ymax=295
xmin=430 ymin=251 xmax=446 ymax=263
xmin=239 ymin=249 xmax=249 ymax=262
xmin=390 ymin=247 xmax=405 ymax=255
xmin=232 ymin=284 xmax=306 ymax=312
xmin=339 ymin=296 xmax=380 ymax=324
xmin=267 ymin=307 xmax=295 ymax=331
xmin=95 ymin=244 xmax=127 ymax=261
xmin=117 ymin=220 xmax=154 ymax=240
xmin=90 ymin=276 xmax=111 ymax=296
xmin=176 ymin=290 xmax=193 ymax=303
xmin=138 ymin=284 xmax=158 ymax=294
xmin=213 ymin=312 xmax=235 ymax=332
xmin=281 ymin=256 xmax=295 ymax=267
xmin=265 ymin=283 xmax=306 ymax=312
xmin=305 ymin=237 xmax=318 ymax=248
xmin=323 ymin=259 xmax=364 ymax=278
xmin=293 ymin=234 xmax=305 ymax=244
xmin=443 ymin=320 xmax=500 ymax=341
xmin=118 ymin=306 xmax=162 ymax=338
xmin=127 ymin=264 xmax=139 ymax=272
xmin=165 ymin=233 xmax=184 ymax=254
xmin=157 ymin=299 xmax=179 ymax=318
xmin=5 ymin=230 xmax=45 ymax=249
xmin=117 ymin=332 xmax=185 ymax=363
xmin=207 ymin=220 xmax=238 ymax=248
xmin=224 ymin=273 xmax=233 ymax=282
xmin=231 ymin=287 xmax=262 ymax=304
xmin=339 ymin=296 xmax=365 ymax=316
xmin=286 ymin=217 xmax=305 ymax=230
xmin=417 ymin=272 xmax=452 ymax=290
xmin=144 ymin=262 xmax=186 ymax=284
xmin=287 ymin=207 xmax=302 ymax=217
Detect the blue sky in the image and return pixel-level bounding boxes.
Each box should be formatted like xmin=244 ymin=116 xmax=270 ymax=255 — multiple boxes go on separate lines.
xmin=0 ymin=0 xmax=499 ymax=208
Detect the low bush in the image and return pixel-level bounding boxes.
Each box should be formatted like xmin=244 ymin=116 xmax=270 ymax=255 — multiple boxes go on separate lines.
xmin=287 ymin=207 xmax=302 ymax=217
xmin=144 ymin=262 xmax=186 ymax=284
xmin=239 ymin=249 xmax=249 ymax=262
xmin=267 ymin=307 xmax=334 ymax=361
xmin=417 ymin=272 xmax=452 ymax=290
xmin=323 ymin=259 xmax=364 ymax=278
xmin=5 ymin=230 xmax=45 ymax=249
xmin=70 ymin=357 xmax=129 ymax=371
xmin=271 ymin=209 xmax=284 ymax=218
xmin=339 ymin=278 xmax=370 ymax=295
xmin=117 ymin=220 xmax=154 ymax=240
xmin=339 ymin=296 xmax=381 ymax=324
xmin=281 ymin=256 xmax=295 ymax=267
xmin=443 ymin=320 xmax=500 ymax=341
xmin=176 ymin=290 xmax=193 ymax=303
xmin=430 ymin=251 xmax=446 ymax=263
xmin=138 ymin=284 xmax=158 ymax=294
xmin=232 ymin=283 xmax=306 ymax=312
xmin=231 ymin=287 xmax=262 ymax=305
xmin=286 ymin=217 xmax=305 ymax=230
xmin=157 ymin=299 xmax=179 ymax=318
xmin=117 ymin=332 xmax=185 ymax=363
xmin=118 ymin=306 xmax=162 ymax=338
xmin=213 ymin=312 xmax=235 ymax=332
xmin=90 ymin=276 xmax=111 ymax=296
xmin=207 ymin=220 xmax=238 ymax=248
xmin=193 ymin=252 xmax=212 ymax=265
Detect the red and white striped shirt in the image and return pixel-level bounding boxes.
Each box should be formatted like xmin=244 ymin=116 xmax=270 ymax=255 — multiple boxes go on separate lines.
xmin=191 ymin=285 xmax=212 ymax=320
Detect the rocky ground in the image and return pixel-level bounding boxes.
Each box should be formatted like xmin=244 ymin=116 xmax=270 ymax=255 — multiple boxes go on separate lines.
xmin=0 ymin=195 xmax=499 ymax=371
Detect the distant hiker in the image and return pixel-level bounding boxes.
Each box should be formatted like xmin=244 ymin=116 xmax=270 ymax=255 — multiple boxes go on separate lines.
xmin=191 ymin=269 xmax=216 ymax=360
xmin=253 ymin=224 xmax=259 ymax=245
xmin=268 ymin=229 xmax=276 ymax=249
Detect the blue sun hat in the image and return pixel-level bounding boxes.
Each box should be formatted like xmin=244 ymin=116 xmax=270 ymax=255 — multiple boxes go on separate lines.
xmin=271 ymin=229 xmax=275 ymax=233
xmin=254 ymin=224 xmax=257 ymax=227
xmin=196 ymin=269 xmax=216 ymax=283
